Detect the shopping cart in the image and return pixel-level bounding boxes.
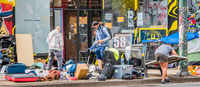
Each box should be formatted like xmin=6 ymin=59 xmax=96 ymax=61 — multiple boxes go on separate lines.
xmin=129 ymin=44 xmax=148 ymax=77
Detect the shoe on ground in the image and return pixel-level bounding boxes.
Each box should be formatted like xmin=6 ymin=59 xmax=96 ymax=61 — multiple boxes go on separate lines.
xmin=165 ymin=78 xmax=171 ymax=84
xmin=161 ymin=80 xmax=166 ymax=84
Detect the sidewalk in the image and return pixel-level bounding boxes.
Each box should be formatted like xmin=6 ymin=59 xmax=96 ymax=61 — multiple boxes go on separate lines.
xmin=0 ymin=68 xmax=199 ymax=87
xmin=148 ymin=68 xmax=178 ymax=76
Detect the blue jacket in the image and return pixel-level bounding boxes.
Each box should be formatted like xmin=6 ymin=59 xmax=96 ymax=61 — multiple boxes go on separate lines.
xmin=93 ymin=25 xmax=111 ymax=47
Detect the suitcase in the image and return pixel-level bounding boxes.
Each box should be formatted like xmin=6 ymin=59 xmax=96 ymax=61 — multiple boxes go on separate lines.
xmin=101 ymin=59 xmax=115 ymax=79
xmin=5 ymin=62 xmax=27 ymax=74
xmin=5 ymin=74 xmax=38 ymax=82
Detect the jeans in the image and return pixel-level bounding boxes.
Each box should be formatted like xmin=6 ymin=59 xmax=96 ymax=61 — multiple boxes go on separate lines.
xmin=95 ymin=46 xmax=106 ymax=60
xmin=47 ymin=49 xmax=63 ymax=71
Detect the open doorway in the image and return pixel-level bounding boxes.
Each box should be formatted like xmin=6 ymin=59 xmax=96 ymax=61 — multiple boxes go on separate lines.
xmin=64 ymin=10 xmax=102 ymax=62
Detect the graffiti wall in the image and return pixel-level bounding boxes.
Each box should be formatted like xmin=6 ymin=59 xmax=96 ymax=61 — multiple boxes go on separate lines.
xmin=143 ymin=0 xmax=168 ymax=27
xmin=0 ymin=0 xmax=15 ymax=35
xmin=187 ymin=0 xmax=200 ymax=33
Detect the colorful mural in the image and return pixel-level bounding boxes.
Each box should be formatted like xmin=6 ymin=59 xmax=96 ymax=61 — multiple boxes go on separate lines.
xmin=187 ymin=0 xmax=200 ymax=33
xmin=168 ymin=0 xmax=179 ymax=35
xmin=0 ymin=0 xmax=15 ymax=35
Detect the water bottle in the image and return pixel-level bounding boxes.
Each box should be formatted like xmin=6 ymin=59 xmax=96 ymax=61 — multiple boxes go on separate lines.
xmin=121 ymin=58 xmax=124 ymax=65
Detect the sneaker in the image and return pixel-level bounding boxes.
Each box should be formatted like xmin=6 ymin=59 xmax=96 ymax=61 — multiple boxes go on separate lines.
xmin=165 ymin=78 xmax=171 ymax=83
xmin=161 ymin=80 xmax=166 ymax=84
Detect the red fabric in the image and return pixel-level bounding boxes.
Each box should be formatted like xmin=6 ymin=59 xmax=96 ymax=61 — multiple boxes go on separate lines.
xmin=0 ymin=3 xmax=13 ymax=35
xmin=70 ymin=77 xmax=77 ymax=81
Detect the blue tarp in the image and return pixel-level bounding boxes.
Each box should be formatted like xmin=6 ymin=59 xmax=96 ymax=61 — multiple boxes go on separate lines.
xmin=141 ymin=40 xmax=158 ymax=43
xmin=141 ymin=32 xmax=199 ymax=44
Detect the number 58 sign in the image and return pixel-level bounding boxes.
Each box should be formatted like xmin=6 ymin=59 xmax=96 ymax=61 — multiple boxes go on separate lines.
xmin=113 ymin=33 xmax=132 ymax=50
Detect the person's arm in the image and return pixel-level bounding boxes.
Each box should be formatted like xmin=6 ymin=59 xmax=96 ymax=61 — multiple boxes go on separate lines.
xmin=94 ymin=33 xmax=98 ymax=44
xmin=172 ymin=50 xmax=178 ymax=56
xmin=59 ymin=34 xmax=64 ymax=51
xmin=98 ymin=27 xmax=111 ymax=43
xmin=90 ymin=34 xmax=98 ymax=50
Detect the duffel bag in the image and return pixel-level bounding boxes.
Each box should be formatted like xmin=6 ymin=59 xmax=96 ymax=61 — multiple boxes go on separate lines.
xmin=6 ymin=62 xmax=27 ymax=74
xmin=122 ymin=73 xmax=135 ymax=80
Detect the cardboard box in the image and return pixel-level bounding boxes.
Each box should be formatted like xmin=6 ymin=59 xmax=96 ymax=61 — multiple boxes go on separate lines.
xmin=34 ymin=58 xmax=46 ymax=64
xmin=74 ymin=64 xmax=89 ymax=79
xmin=69 ymin=17 xmax=87 ymax=25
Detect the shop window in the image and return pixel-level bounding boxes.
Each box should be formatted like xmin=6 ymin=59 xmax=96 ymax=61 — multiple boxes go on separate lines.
xmin=61 ymin=0 xmax=77 ymax=9
xmin=104 ymin=0 xmax=134 ymax=32
xmin=142 ymin=0 xmax=168 ymax=28
xmin=113 ymin=14 xmax=119 ymax=26
xmin=80 ymin=0 xmax=102 ymax=9
xmin=50 ymin=0 xmax=62 ymax=7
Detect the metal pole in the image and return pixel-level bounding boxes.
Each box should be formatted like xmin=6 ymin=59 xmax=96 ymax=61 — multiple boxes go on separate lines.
xmin=178 ymin=0 xmax=188 ymax=76
xmin=77 ymin=0 xmax=80 ymax=63
xmin=179 ymin=0 xmax=187 ymax=57
xmin=53 ymin=0 xmax=55 ymax=29
xmin=88 ymin=11 xmax=92 ymax=48
xmin=102 ymin=0 xmax=104 ymax=22
xmin=134 ymin=0 xmax=138 ymax=44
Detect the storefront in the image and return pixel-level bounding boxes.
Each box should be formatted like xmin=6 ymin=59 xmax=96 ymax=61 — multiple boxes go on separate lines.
xmin=50 ymin=0 xmax=180 ymax=62
xmin=104 ymin=0 xmax=179 ymax=50
xmin=51 ymin=0 xmax=200 ymax=63
xmin=50 ymin=0 xmax=103 ymax=62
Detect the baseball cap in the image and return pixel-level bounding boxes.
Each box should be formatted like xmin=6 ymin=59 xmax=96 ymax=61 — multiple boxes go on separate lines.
xmin=91 ymin=21 xmax=99 ymax=27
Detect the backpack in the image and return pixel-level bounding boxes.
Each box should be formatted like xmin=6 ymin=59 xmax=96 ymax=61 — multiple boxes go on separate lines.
xmin=103 ymin=50 xmax=121 ymax=66
xmin=101 ymin=59 xmax=115 ymax=79
xmin=101 ymin=26 xmax=112 ymax=40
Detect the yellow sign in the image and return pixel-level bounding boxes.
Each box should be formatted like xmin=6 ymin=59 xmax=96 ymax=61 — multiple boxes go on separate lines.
xmin=0 ymin=0 xmax=15 ymax=6
xmin=117 ymin=17 xmax=124 ymax=23
xmin=139 ymin=28 xmax=168 ymax=42
xmin=74 ymin=23 xmax=77 ymax=34
xmin=105 ymin=23 xmax=112 ymax=29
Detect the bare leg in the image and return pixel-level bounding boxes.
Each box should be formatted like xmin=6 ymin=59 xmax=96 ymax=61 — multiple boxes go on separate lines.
xmin=159 ymin=63 xmax=163 ymax=71
xmin=162 ymin=62 xmax=168 ymax=81
xmin=159 ymin=62 xmax=163 ymax=76
xmin=98 ymin=59 xmax=103 ymax=70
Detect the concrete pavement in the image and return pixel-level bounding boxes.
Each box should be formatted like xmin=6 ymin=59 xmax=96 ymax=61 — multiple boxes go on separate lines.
xmin=113 ymin=83 xmax=200 ymax=87
xmin=147 ymin=68 xmax=178 ymax=76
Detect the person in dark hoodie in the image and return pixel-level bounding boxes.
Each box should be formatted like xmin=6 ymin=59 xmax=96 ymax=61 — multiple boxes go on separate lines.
xmin=46 ymin=26 xmax=64 ymax=71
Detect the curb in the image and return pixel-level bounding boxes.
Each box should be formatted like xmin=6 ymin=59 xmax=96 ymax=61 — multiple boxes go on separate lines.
xmin=1 ymin=75 xmax=200 ymax=87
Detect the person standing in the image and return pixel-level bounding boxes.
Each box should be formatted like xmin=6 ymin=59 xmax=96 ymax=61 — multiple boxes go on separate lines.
xmin=90 ymin=21 xmax=111 ymax=70
xmin=155 ymin=43 xmax=178 ymax=84
xmin=46 ymin=26 xmax=64 ymax=71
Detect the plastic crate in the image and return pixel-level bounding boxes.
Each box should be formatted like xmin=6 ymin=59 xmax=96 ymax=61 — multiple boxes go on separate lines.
xmin=113 ymin=65 xmax=133 ymax=79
